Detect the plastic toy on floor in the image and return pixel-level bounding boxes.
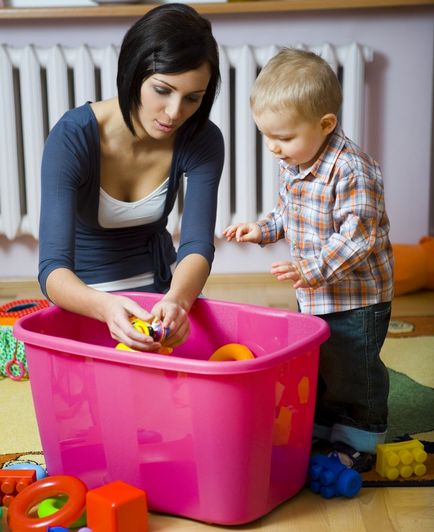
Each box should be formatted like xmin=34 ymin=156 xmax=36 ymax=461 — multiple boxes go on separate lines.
xmin=0 ymin=328 xmax=27 ymax=380
xmin=0 ymin=299 xmax=49 ymax=326
xmin=0 ymin=469 xmax=37 ymax=508
xmin=392 ymin=235 xmax=434 ymax=295
xmin=7 ymin=474 xmax=87 ymax=530
xmin=308 ymin=454 xmax=362 ymax=498
xmin=2 ymin=461 xmax=47 ymax=481
xmin=0 ymin=299 xmax=49 ymax=381
xmin=375 ymin=439 xmax=428 ymax=480
xmin=6 ymin=474 xmax=148 ymax=532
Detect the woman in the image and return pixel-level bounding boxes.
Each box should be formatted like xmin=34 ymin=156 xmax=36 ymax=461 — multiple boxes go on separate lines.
xmin=38 ymin=3 xmax=224 ymax=351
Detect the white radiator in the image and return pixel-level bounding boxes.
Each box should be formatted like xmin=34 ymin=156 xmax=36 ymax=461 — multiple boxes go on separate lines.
xmin=0 ymin=43 xmax=372 ymax=240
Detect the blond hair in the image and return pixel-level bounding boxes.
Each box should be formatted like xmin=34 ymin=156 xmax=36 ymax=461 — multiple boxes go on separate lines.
xmin=250 ymin=48 xmax=342 ymax=121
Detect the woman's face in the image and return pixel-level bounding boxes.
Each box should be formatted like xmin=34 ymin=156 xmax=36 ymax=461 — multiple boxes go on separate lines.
xmin=135 ymin=62 xmax=211 ymax=139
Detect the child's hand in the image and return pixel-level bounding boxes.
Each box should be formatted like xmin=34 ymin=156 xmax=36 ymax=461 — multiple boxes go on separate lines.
xmin=223 ymin=222 xmax=262 ymax=243
xmin=271 ymin=261 xmax=310 ymax=288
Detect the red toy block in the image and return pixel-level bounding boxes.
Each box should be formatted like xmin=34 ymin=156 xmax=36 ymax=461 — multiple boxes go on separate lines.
xmin=86 ymin=480 xmax=148 ymax=532
xmin=0 ymin=469 xmax=36 ymax=507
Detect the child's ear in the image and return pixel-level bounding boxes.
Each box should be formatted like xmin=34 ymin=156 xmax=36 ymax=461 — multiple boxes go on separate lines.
xmin=320 ymin=113 xmax=337 ymax=135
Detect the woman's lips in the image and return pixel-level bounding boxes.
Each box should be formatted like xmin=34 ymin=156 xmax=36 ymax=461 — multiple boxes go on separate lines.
xmin=155 ymin=120 xmax=175 ymax=132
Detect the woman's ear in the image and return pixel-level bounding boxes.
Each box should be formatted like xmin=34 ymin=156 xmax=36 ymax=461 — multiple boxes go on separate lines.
xmin=320 ymin=113 xmax=337 ymax=135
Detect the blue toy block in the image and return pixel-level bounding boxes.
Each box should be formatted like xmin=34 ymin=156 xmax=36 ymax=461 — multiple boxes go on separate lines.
xmin=309 ymin=454 xmax=362 ymax=498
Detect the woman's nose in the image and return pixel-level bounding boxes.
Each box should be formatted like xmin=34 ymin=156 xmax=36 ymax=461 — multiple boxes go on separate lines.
xmin=165 ymin=98 xmax=182 ymax=122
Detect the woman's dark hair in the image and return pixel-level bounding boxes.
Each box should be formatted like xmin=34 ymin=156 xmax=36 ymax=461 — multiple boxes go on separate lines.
xmin=117 ymin=3 xmax=220 ymax=137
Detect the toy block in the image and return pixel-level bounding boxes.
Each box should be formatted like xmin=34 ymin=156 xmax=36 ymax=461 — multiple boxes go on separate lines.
xmin=0 ymin=469 xmax=36 ymax=507
xmin=86 ymin=480 xmax=148 ymax=532
xmin=376 ymin=440 xmax=428 ymax=480
xmin=309 ymin=454 xmax=362 ymax=498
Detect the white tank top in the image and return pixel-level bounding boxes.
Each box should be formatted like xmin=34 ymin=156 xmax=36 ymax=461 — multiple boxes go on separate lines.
xmin=98 ymin=177 xmax=170 ymax=228
xmin=89 ymin=177 xmax=173 ymax=291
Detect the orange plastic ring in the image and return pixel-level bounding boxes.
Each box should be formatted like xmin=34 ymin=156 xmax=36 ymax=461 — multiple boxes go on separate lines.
xmin=8 ymin=475 xmax=87 ymax=531
xmin=209 ymin=343 xmax=255 ymax=361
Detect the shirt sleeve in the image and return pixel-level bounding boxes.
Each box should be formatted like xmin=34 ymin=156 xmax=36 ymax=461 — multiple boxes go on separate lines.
xmin=38 ymin=119 xmax=90 ymax=298
xmin=176 ymin=121 xmax=225 ymax=270
xmin=256 ymin=163 xmax=287 ymax=245
xmin=297 ymin=160 xmax=386 ymax=288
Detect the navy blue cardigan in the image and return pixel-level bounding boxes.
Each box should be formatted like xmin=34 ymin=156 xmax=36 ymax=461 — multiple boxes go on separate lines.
xmin=38 ymin=103 xmax=224 ymax=296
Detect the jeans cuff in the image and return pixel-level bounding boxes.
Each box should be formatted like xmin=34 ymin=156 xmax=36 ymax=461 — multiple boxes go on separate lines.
xmin=330 ymin=424 xmax=386 ymax=454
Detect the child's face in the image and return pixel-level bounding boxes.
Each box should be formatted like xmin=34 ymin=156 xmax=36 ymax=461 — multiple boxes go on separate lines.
xmin=253 ymin=108 xmax=333 ymax=171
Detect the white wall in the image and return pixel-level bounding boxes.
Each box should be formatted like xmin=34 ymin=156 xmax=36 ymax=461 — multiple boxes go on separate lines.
xmin=0 ymin=6 xmax=433 ymax=278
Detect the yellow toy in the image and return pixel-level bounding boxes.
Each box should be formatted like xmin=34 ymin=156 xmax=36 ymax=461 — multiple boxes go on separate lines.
xmin=116 ymin=317 xmax=173 ymax=355
xmin=209 ymin=343 xmax=255 ymax=361
xmin=375 ymin=440 xmax=427 ymax=480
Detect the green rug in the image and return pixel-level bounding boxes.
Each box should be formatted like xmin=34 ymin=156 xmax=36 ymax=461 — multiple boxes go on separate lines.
xmin=387 ymin=368 xmax=434 ymax=442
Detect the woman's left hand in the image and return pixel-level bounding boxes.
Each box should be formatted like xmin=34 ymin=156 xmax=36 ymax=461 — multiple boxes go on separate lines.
xmin=151 ymin=299 xmax=190 ymax=348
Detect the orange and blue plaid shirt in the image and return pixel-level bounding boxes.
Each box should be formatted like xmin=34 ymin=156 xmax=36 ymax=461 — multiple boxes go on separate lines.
xmin=257 ymin=125 xmax=394 ymax=315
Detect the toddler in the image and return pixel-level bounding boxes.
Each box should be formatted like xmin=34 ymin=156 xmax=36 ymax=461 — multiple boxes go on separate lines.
xmin=224 ymin=48 xmax=394 ymax=472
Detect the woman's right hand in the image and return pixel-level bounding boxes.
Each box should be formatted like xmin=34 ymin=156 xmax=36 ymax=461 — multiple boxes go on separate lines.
xmin=98 ymin=292 xmax=163 ymax=352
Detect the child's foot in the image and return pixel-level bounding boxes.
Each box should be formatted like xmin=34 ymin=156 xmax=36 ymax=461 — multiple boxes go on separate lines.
xmin=329 ymin=441 xmax=375 ymax=473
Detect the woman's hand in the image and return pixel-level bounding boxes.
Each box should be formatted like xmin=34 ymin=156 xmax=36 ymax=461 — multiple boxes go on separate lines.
xmin=151 ymin=299 xmax=190 ymax=348
xmin=223 ymin=222 xmax=262 ymax=243
xmin=99 ymin=293 xmax=163 ymax=352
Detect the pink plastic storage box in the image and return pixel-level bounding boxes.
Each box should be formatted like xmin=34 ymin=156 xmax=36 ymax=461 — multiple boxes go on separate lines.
xmin=14 ymin=293 xmax=329 ymax=525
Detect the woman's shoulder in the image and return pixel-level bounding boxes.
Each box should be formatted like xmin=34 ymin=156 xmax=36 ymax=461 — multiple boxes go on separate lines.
xmin=46 ymin=102 xmax=99 ymax=152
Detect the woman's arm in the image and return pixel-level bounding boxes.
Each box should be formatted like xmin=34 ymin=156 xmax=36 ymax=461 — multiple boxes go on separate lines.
xmin=151 ymin=253 xmax=209 ymax=347
xmin=153 ymin=121 xmax=224 ymax=346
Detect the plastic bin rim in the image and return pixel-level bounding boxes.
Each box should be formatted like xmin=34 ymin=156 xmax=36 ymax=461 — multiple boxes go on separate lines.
xmin=13 ymin=305 xmax=330 ymax=376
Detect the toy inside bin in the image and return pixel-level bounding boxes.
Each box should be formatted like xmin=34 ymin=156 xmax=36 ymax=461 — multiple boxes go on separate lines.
xmin=14 ymin=293 xmax=329 ymax=525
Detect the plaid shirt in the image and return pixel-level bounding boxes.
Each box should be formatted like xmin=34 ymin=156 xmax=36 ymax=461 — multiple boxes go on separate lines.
xmin=257 ymin=125 xmax=394 ymax=315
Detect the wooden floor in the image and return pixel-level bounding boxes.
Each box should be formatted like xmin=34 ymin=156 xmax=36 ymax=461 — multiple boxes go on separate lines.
xmin=1 ymin=276 xmax=434 ymax=531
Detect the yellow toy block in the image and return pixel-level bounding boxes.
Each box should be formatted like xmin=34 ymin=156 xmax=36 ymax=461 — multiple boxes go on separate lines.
xmin=376 ymin=440 xmax=427 ymax=480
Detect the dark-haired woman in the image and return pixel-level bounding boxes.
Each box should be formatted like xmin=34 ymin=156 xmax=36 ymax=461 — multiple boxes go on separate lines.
xmin=38 ymin=3 xmax=224 ymax=351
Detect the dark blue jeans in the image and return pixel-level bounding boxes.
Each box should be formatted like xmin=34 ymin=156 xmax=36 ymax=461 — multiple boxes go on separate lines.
xmin=313 ymin=302 xmax=391 ymax=453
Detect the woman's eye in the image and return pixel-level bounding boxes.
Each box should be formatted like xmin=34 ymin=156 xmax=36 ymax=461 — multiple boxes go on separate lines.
xmin=154 ymin=86 xmax=170 ymax=96
xmin=186 ymin=95 xmax=202 ymax=104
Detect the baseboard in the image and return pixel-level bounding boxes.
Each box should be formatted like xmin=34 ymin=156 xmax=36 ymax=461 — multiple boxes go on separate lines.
xmin=0 ymin=274 xmax=297 ymax=310
xmin=0 ymin=278 xmax=43 ymax=303
xmin=203 ymin=272 xmax=297 ymax=310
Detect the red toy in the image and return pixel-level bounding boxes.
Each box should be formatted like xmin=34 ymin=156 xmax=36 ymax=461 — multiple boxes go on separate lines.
xmin=86 ymin=480 xmax=148 ymax=532
xmin=7 ymin=475 xmax=87 ymax=531
xmin=6 ymin=474 xmax=148 ymax=531
xmin=0 ymin=299 xmax=49 ymax=326
xmin=0 ymin=469 xmax=36 ymax=507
